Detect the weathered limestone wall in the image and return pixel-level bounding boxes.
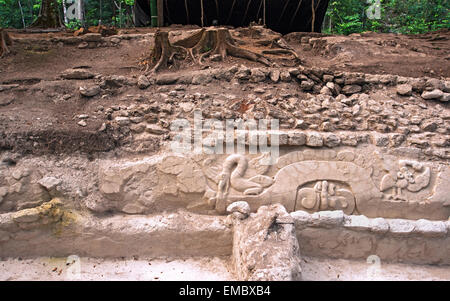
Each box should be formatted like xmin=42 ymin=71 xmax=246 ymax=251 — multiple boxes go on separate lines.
xmin=292 ymin=210 xmax=450 ymax=265
xmin=1 ymin=199 xmax=448 ymax=266
xmin=0 ymin=204 xmax=232 ymax=258
xmin=1 ymin=146 xmax=449 ymax=220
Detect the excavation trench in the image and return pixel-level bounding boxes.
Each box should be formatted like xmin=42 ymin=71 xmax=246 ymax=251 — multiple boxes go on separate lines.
xmin=1 ymin=27 xmax=450 ymax=281
xmin=1 ymin=198 xmax=449 ymax=280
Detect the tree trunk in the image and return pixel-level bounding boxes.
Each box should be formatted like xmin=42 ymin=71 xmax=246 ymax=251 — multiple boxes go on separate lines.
xmin=146 ymin=30 xmax=188 ymax=73
xmin=79 ymin=0 xmax=85 ymax=28
xmin=31 ymin=0 xmax=64 ymax=28
xmin=0 ymin=29 xmax=12 ymax=57
xmin=62 ymin=0 xmax=68 ymax=24
xmin=18 ymin=0 xmax=26 ymax=28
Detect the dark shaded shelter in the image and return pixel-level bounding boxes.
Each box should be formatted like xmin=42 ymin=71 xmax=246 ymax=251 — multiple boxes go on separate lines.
xmin=135 ymin=0 xmax=152 ymax=26
xmin=134 ymin=0 xmax=330 ymax=34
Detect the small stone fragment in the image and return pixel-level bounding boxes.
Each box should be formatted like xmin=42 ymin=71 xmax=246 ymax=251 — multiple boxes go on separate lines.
xmin=146 ymin=124 xmax=168 ymax=135
xmin=306 ymin=133 xmax=323 ymax=147
xmin=341 ymin=85 xmax=362 ymax=95
xmin=288 ymin=132 xmax=307 ymax=146
xmin=227 ymin=201 xmax=251 ymax=216
xmin=396 ymin=84 xmax=412 ymax=96
xmin=79 ymin=85 xmax=101 ymax=97
xmin=422 ymin=89 xmax=444 ymax=100
xmin=60 ymin=68 xmax=94 ymax=80
xmin=38 ymin=177 xmax=62 ymax=190
xmin=137 ymin=75 xmax=151 ymax=89
xmin=269 ymin=69 xmax=280 ymax=83
xmin=280 ymin=71 xmax=291 ymax=82
xmin=13 ymin=208 xmax=41 ymax=223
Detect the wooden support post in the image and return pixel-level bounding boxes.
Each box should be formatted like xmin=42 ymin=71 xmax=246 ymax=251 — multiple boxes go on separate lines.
xmin=263 ymin=0 xmax=266 ymax=26
xmin=226 ymin=0 xmax=236 ymax=24
xmin=200 ymin=0 xmax=205 ymax=27
xmin=289 ymin=0 xmax=303 ymax=31
xmin=243 ymin=0 xmax=252 ymax=25
xmin=185 ymin=0 xmax=190 ymax=23
xmin=157 ymin=0 xmax=164 ymax=27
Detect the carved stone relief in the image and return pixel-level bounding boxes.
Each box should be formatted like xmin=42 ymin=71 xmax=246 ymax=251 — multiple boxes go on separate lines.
xmin=296 ymin=180 xmax=355 ymax=215
xmin=97 ymin=148 xmax=449 ymax=221
xmin=199 ymin=154 xmax=381 ymax=216
xmin=380 ymin=159 xmax=431 ymax=201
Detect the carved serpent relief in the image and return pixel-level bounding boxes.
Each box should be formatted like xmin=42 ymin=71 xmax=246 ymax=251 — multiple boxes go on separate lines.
xmin=98 ymin=150 xmax=449 ymax=220
xmin=202 ymin=154 xmax=274 ymax=214
xmin=200 ymin=153 xmax=379 ymax=215
xmin=192 ymin=152 xmax=447 ymax=220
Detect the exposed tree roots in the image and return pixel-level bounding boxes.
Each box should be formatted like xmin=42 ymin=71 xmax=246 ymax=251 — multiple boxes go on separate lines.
xmin=192 ymin=28 xmax=271 ymax=66
xmin=145 ymin=27 xmax=272 ymax=73
xmin=0 ymin=29 xmax=12 ymax=57
xmin=261 ymin=37 xmax=301 ymax=62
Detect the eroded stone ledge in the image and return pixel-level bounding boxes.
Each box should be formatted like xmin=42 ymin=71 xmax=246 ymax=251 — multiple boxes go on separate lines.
xmin=0 ymin=207 xmax=232 ymax=258
xmin=292 ymin=210 xmax=450 ymax=265
xmin=1 ymin=201 xmax=448 ymax=273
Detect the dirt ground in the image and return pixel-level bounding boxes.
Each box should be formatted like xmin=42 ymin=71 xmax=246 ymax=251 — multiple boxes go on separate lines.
xmin=2 ymin=27 xmax=449 ymax=79
xmin=1 ymin=255 xmax=448 ymax=281
xmin=0 ymin=27 xmax=448 ymax=156
xmin=0 ymin=256 xmax=234 ymax=281
xmin=300 ymin=256 xmax=450 ymax=281
xmin=288 ymin=29 xmax=450 ymax=78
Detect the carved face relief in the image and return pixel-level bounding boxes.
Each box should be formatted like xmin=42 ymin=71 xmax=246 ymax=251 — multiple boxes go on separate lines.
xmin=380 ymin=159 xmax=432 ymax=202
xmin=295 ymin=180 xmax=356 ymax=215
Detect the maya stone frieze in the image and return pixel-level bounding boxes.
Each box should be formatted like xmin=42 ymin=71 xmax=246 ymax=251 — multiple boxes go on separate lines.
xmin=97 ymin=146 xmax=450 ymax=221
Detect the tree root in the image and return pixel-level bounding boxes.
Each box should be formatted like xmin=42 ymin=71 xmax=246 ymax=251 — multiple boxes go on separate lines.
xmin=262 ymin=37 xmax=301 ymax=62
xmin=173 ymin=28 xmax=206 ymax=48
xmin=145 ymin=30 xmax=189 ymax=74
xmin=0 ymin=29 xmax=11 ymax=57
xmin=187 ymin=28 xmax=271 ymax=66
xmin=262 ymin=49 xmax=300 ymax=60
xmin=145 ymin=27 xmax=306 ymax=73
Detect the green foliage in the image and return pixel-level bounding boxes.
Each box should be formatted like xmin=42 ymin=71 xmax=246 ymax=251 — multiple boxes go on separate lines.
xmin=202 ymin=45 xmax=212 ymax=53
xmin=1 ymin=0 xmax=448 ymax=34
xmin=0 ymin=0 xmax=136 ymax=29
xmin=334 ymin=14 xmax=364 ymax=35
xmin=0 ymin=0 xmax=41 ymax=28
xmin=65 ymin=19 xmax=82 ymax=30
xmin=324 ymin=0 xmax=450 ymax=35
